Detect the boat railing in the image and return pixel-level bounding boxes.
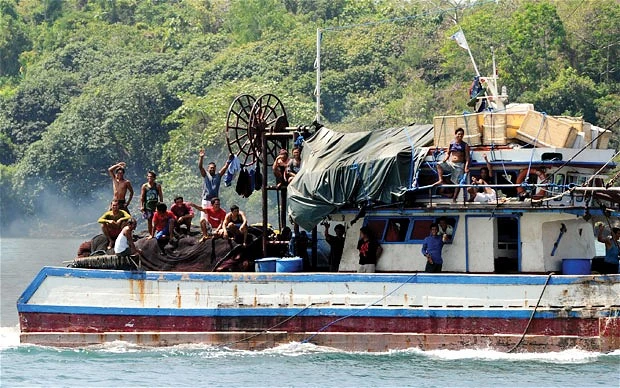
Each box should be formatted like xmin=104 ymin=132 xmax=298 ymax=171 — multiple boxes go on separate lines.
xmin=411 ymin=183 xmax=619 ymax=207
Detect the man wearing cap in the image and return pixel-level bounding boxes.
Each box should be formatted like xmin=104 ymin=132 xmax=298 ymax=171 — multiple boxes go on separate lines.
xmin=108 ymin=161 xmax=134 ymax=213
xmin=273 ymin=148 xmax=290 ymax=188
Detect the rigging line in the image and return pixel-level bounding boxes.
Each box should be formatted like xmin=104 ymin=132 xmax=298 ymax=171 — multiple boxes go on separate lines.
xmin=216 ymin=303 xmax=318 ymax=348
xmin=526 ymin=112 xmax=547 ymax=178
xmin=301 ymin=274 xmax=418 ymax=344
xmin=584 ymin=148 xmax=620 ymax=188
xmin=507 ymin=272 xmax=554 ymax=353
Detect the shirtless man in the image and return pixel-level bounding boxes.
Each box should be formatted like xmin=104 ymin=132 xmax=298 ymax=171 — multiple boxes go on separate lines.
xmin=223 ymin=205 xmax=248 ymax=246
xmin=108 ymin=162 xmax=134 ymax=213
xmin=436 ymin=128 xmax=470 ymax=202
xmin=272 ymin=149 xmax=290 ymax=187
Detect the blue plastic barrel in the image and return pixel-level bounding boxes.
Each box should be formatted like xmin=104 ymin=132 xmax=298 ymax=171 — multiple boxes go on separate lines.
xmin=255 ymin=258 xmax=277 ymax=272
xmin=276 ymin=257 xmax=303 ymax=272
xmin=562 ymin=258 xmax=591 ymax=275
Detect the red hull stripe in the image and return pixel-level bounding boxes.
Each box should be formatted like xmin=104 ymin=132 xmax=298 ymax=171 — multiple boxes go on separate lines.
xmin=20 ymin=312 xmax=616 ymax=338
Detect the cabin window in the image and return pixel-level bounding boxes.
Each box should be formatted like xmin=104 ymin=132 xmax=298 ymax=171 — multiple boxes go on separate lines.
xmin=366 ymin=216 xmax=458 ymax=243
xmin=366 ymin=219 xmax=387 ymax=242
xmin=409 ymin=219 xmax=434 ymax=240
xmin=384 ymin=219 xmax=411 ymax=242
xmin=552 ymin=174 xmax=565 ymax=201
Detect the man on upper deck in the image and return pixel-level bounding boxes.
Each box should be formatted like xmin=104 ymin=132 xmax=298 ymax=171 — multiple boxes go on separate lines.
xmin=435 ymin=127 xmax=470 ymax=202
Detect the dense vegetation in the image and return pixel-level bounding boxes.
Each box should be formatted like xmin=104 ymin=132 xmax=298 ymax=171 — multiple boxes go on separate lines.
xmin=1 ymin=0 xmax=618 ymax=233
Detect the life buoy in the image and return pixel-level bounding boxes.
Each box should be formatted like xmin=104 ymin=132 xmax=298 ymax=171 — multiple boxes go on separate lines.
xmin=516 ymin=168 xmax=547 ymax=199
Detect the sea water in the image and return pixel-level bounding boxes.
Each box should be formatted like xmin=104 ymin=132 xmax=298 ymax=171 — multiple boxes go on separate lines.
xmin=1 ymin=237 xmax=619 ymax=387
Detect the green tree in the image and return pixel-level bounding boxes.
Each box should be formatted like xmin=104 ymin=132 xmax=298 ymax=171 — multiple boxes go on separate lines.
xmin=528 ymin=67 xmax=599 ymax=122
xmin=0 ymin=0 xmax=31 ymax=77
xmin=14 ymin=77 xmax=180 ymax=210
xmin=501 ymin=1 xmax=568 ymax=98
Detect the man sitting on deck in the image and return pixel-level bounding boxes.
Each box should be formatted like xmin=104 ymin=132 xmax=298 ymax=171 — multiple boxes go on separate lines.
xmin=147 ymin=202 xmax=175 ymax=255
xmin=223 ymin=205 xmax=248 ymax=246
xmin=114 ymin=218 xmax=142 ymax=257
xmin=189 ymin=197 xmax=227 ymax=242
xmin=170 ymin=196 xmax=194 ymax=235
xmin=98 ymin=200 xmax=131 ymax=250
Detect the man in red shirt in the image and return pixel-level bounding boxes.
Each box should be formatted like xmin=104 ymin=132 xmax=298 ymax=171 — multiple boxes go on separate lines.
xmin=170 ymin=196 xmax=194 ymax=235
xmin=189 ymin=197 xmax=226 ymax=242
xmin=147 ymin=202 xmax=175 ymax=255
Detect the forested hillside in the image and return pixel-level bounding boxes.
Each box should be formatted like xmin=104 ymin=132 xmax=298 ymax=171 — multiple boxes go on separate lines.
xmin=1 ymin=0 xmax=618 ymax=235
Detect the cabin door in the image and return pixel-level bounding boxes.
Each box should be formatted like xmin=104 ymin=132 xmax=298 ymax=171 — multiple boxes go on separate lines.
xmin=465 ymin=215 xmax=520 ymax=273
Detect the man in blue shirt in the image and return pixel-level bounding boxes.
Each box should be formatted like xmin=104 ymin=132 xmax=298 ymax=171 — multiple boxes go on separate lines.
xmin=421 ymin=223 xmax=450 ymax=273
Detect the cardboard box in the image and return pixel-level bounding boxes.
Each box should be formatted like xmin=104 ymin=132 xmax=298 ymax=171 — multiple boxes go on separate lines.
xmin=515 ymin=111 xmax=578 ymax=148
xmin=433 ymin=113 xmax=482 ymax=148
xmin=482 ymin=112 xmax=507 ymax=145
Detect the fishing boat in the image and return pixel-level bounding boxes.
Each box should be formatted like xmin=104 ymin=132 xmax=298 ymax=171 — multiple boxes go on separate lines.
xmin=17 ymin=35 xmax=620 ymax=352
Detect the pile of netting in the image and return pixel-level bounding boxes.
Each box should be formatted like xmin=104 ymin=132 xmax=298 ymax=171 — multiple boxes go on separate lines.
xmin=70 ymin=226 xmax=271 ymax=272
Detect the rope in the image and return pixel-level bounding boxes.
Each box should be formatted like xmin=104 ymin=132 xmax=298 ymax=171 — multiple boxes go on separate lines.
xmin=216 ymin=303 xmax=317 ymax=348
xmin=525 ymin=112 xmax=547 ymax=180
xmin=507 ymin=272 xmax=553 ymax=353
xmin=301 ymin=274 xmax=418 ymax=344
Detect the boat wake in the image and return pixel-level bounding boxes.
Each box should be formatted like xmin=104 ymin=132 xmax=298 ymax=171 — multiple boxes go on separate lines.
xmin=2 ymin=325 xmax=617 ymax=364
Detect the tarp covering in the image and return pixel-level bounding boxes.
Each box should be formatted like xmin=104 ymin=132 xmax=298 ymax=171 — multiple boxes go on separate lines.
xmin=288 ymin=124 xmax=434 ymax=230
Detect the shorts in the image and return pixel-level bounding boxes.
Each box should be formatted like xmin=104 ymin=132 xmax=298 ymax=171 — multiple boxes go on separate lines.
xmin=438 ymin=161 xmax=465 ymax=184
xmin=117 ymin=199 xmax=129 ymax=213
xmin=357 ymin=264 xmax=376 ymax=273
xmin=200 ymin=199 xmax=212 ymax=222
xmin=155 ymin=228 xmax=170 ymax=240
xmin=473 ymin=190 xmax=497 ymax=203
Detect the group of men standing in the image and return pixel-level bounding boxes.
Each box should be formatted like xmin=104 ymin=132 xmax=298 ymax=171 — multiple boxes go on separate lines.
xmin=97 ymin=150 xmax=250 ymax=257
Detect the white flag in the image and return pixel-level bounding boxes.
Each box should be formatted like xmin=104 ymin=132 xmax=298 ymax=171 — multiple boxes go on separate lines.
xmin=450 ymin=29 xmax=470 ymax=50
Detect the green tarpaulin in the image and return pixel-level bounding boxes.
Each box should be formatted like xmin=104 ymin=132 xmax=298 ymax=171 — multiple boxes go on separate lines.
xmin=288 ymin=124 xmax=434 ymax=230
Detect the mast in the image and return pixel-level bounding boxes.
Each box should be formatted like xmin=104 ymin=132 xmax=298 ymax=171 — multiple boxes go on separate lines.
xmin=315 ymin=28 xmax=321 ymax=123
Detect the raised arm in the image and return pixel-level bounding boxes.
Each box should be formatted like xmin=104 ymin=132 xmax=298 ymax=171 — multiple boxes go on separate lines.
xmin=198 ymin=149 xmax=206 ymax=177
xmin=108 ymin=162 xmax=125 ymax=178
xmin=597 ymin=224 xmax=611 ymax=248
xmin=483 ymin=153 xmax=493 ymax=176
xmin=219 ymin=154 xmax=233 ymax=176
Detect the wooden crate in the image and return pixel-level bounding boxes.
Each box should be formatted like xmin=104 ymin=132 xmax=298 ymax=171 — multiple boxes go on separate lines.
xmin=482 ymin=112 xmax=507 ymax=145
xmin=505 ymin=103 xmax=534 ymax=140
xmin=591 ymin=125 xmax=611 ymax=149
xmin=433 ymin=113 xmax=482 ymax=148
xmin=515 ymin=111 xmax=578 ymax=148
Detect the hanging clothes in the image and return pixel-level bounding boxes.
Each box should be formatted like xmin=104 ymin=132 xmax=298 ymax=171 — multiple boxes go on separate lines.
xmin=224 ymin=155 xmax=241 ymax=187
